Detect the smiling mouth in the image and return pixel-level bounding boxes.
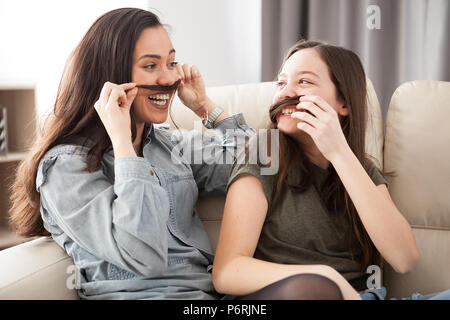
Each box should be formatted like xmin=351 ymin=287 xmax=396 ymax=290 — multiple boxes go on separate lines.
xmin=135 ymin=81 xmax=180 ymax=109
xmin=281 ymin=107 xmax=296 ymax=115
xmin=280 ymin=107 xmax=314 ymax=116
xmin=147 ymin=93 xmax=171 ymax=106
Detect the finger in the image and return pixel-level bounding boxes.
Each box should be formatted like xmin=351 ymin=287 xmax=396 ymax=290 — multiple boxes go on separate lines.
xmin=124 ymin=87 xmax=138 ymax=110
xmin=297 ymin=121 xmax=315 ymax=137
xmin=107 ymin=88 xmax=127 ymax=108
xmin=296 ymin=101 xmax=325 ymax=118
xmin=99 ymin=82 xmax=113 ymax=109
xmin=300 ymin=95 xmax=334 ymax=113
xmin=182 ymin=63 xmax=192 ymax=82
xmin=191 ymin=65 xmax=201 ymax=79
xmin=94 ymin=101 xmax=100 ymax=113
xmin=119 ymin=82 xmax=137 ymax=91
xmin=94 ymin=100 xmax=105 ymax=121
xmin=176 ymin=62 xmax=185 ymax=80
xmin=291 ymin=111 xmax=318 ymax=128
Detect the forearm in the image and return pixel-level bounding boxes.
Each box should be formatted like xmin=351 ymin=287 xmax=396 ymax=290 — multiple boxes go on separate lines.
xmin=331 ymin=148 xmax=418 ymax=273
xmin=212 ymin=256 xmax=361 ymax=300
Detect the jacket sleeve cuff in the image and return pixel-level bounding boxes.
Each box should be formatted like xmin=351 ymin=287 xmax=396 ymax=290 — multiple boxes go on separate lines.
xmin=114 ymin=157 xmax=160 ymax=184
xmin=213 ymin=113 xmax=249 ymax=131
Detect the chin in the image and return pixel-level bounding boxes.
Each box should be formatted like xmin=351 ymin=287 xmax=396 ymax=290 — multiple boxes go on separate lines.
xmin=149 ymin=113 xmax=169 ymax=124
xmin=277 ymin=115 xmax=301 ymax=135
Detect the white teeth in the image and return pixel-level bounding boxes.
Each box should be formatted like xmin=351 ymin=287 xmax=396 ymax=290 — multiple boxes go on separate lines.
xmin=149 ymin=94 xmax=170 ymax=100
xmin=152 ymin=99 xmax=167 ymax=105
xmin=281 ymin=109 xmax=295 ymax=115
xmin=148 ymin=94 xmax=170 ymax=106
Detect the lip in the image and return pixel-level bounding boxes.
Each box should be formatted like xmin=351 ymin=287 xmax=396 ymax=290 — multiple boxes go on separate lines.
xmin=148 ymin=98 xmax=169 ymax=110
xmin=277 ymin=114 xmax=298 ymax=123
xmin=145 ymin=90 xmax=175 ymax=110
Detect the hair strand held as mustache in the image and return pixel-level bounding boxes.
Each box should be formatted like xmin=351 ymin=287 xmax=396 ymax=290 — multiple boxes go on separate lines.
xmin=269 ymin=95 xmax=303 ymax=123
xmin=136 ymin=79 xmax=181 ymax=92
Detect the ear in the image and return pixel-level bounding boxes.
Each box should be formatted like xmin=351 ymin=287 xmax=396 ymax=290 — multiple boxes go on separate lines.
xmin=338 ymin=105 xmax=349 ymax=116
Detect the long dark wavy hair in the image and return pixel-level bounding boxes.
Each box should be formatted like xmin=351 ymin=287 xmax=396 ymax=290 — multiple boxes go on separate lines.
xmin=9 ymin=8 xmax=162 ymax=237
xmin=267 ymin=40 xmax=382 ymax=270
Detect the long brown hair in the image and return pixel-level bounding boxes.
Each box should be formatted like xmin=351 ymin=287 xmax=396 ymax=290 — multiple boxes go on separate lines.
xmin=269 ymin=40 xmax=380 ymax=270
xmin=9 ymin=8 xmax=162 ymax=238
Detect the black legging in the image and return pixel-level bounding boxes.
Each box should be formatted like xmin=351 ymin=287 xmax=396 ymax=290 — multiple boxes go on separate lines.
xmin=235 ymin=273 xmax=343 ymax=300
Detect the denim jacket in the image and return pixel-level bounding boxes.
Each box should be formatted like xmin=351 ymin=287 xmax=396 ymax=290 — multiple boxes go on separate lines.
xmin=36 ymin=113 xmax=253 ymax=299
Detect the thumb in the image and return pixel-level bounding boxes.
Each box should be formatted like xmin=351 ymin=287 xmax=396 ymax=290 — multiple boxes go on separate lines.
xmin=191 ymin=65 xmax=202 ymax=79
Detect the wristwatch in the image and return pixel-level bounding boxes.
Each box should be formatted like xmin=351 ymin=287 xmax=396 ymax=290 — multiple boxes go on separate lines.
xmin=203 ymin=106 xmax=224 ymax=129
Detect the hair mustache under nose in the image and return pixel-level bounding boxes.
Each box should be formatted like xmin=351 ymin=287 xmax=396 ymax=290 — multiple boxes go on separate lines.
xmin=269 ymin=95 xmax=304 ymax=123
xmin=136 ymin=79 xmax=182 ymax=93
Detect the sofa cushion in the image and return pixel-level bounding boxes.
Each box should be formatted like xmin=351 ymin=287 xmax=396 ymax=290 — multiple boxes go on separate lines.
xmin=0 ymin=237 xmax=79 ymax=299
xmin=383 ymin=80 xmax=450 ymax=298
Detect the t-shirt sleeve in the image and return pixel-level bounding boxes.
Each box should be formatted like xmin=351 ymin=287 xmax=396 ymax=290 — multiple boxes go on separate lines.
xmin=365 ymin=160 xmax=389 ymax=189
xmin=227 ymin=161 xmax=275 ymax=207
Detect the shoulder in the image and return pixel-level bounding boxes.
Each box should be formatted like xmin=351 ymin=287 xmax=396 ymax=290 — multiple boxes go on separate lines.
xmin=39 ymin=142 xmax=94 ymax=174
xmin=230 ymin=129 xmax=277 ymax=180
xmin=227 ymin=161 xmax=276 ymax=208
xmin=36 ymin=143 xmax=103 ymax=192
xmin=228 ymin=133 xmax=277 ymax=205
xmin=42 ymin=143 xmax=90 ymax=161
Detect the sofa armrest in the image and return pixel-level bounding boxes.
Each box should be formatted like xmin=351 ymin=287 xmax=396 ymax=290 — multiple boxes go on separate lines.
xmin=0 ymin=237 xmax=79 ymax=300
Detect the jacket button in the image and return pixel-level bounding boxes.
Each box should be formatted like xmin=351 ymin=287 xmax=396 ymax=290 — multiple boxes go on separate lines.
xmin=239 ymin=120 xmax=244 ymax=125
xmin=150 ymin=170 xmax=154 ymax=176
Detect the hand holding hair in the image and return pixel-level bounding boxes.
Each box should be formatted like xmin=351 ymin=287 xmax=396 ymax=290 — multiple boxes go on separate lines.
xmin=94 ymin=82 xmax=138 ymax=157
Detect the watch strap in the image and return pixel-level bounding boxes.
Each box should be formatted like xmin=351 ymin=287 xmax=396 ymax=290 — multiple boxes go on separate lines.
xmin=204 ymin=106 xmax=224 ymax=129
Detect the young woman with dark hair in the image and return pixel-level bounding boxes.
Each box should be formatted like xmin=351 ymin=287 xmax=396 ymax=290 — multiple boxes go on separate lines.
xmin=9 ymin=8 xmax=252 ymax=299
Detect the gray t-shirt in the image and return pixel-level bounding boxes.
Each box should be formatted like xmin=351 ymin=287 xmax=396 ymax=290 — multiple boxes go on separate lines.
xmin=227 ymin=157 xmax=388 ymax=291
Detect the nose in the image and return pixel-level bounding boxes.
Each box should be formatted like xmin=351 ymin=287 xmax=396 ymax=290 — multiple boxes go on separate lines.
xmin=277 ymin=80 xmax=298 ymax=101
xmin=156 ymin=67 xmax=179 ymax=86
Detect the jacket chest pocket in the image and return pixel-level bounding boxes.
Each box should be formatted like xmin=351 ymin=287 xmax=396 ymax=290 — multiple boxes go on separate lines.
xmin=166 ymin=173 xmax=198 ymax=215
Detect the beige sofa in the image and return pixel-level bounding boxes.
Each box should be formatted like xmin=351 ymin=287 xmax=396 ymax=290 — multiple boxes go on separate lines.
xmin=0 ymin=80 xmax=448 ymax=300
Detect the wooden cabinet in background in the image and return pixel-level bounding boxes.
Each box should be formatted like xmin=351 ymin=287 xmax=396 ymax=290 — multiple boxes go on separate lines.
xmin=0 ymin=85 xmax=37 ymax=250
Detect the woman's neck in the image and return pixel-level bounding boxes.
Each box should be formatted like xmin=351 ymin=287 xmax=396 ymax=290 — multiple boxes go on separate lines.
xmin=133 ymin=122 xmax=145 ymax=157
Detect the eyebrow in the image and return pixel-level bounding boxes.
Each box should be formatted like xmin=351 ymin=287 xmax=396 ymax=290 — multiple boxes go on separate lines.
xmin=138 ymin=49 xmax=176 ymax=61
xmin=278 ymin=70 xmax=320 ymax=79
